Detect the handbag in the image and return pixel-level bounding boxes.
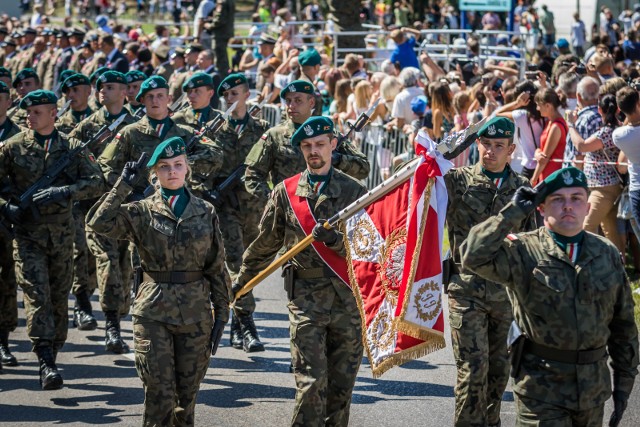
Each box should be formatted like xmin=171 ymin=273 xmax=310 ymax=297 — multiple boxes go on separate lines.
xmin=602 ymin=145 xmax=633 ymax=220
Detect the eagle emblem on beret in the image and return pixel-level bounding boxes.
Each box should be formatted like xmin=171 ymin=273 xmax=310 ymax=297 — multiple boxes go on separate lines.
xmin=289 ymin=85 xmax=296 ymax=92
xmin=222 ymin=82 xmax=230 ymax=90
xmin=149 ymin=80 xmax=157 ymax=88
xmin=100 ymin=75 xmax=107 ymax=82
xmin=562 ymin=170 xmax=573 ymax=185
xmin=188 ymin=81 xmax=194 ymax=88
xmin=304 ymin=124 xmax=313 ymax=136
xmin=24 ymin=98 xmax=32 ymax=106
xmin=487 ymin=124 xmax=496 ymax=136
xmin=165 ymin=146 xmax=174 ymax=157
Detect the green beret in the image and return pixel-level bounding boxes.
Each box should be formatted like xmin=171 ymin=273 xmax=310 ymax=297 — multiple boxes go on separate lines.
xmin=477 ymin=116 xmax=515 ymax=139
xmin=298 ymin=49 xmax=321 ymax=67
xmin=12 ymin=68 xmax=38 ymax=88
xmin=19 ymin=89 xmax=58 ymax=109
xmin=96 ymin=70 xmax=127 ymax=91
xmin=147 ymin=136 xmax=187 ymax=167
xmin=217 ymin=73 xmax=247 ymax=96
xmin=58 ymin=69 xmax=75 ymax=85
xmin=0 ymin=67 xmax=11 ymax=79
xmin=61 ymin=73 xmax=90 ymax=92
xmin=280 ymin=80 xmax=316 ymax=100
xmin=291 ymin=116 xmax=334 ymax=147
xmin=89 ymin=67 xmax=109 ymax=83
xmin=539 ymin=167 xmax=588 ymax=200
xmin=125 ymin=70 xmax=147 ymax=84
xmin=0 ymin=81 xmax=10 ymax=95
xmin=136 ymin=76 xmax=169 ymax=102
xmin=183 ymin=72 xmax=213 ymax=92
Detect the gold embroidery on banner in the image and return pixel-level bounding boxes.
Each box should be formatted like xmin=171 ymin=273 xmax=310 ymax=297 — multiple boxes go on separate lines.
xmin=369 ymin=305 xmax=395 ymax=352
xmin=413 ymin=280 xmax=441 ymax=322
xmin=378 ymin=228 xmax=407 ymax=303
xmin=352 ymin=217 xmax=376 ymax=259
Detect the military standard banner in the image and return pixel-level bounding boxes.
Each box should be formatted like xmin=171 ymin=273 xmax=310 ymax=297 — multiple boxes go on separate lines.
xmin=344 ymin=131 xmax=452 ymax=377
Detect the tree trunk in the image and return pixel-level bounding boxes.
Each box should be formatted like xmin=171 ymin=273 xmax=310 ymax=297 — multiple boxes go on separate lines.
xmin=328 ymin=0 xmax=365 ymax=58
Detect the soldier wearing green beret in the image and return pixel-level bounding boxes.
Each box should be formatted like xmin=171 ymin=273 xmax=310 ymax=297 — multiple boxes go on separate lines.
xmin=237 ymin=115 xmax=366 ymax=426
xmin=67 ymin=70 xmax=137 ymax=333
xmin=443 ymin=116 xmax=536 ymax=426
xmin=208 ymin=72 xmax=270 ymax=352
xmin=97 ymin=77 xmax=222 ymax=352
xmin=87 ymin=136 xmax=229 ymax=426
xmin=461 ymin=166 xmax=639 ymax=426
xmin=172 ymin=72 xmax=220 ymax=131
xmin=57 ymin=73 xmax=94 ymax=135
xmin=0 ymin=67 xmax=12 ymax=88
xmin=0 ymin=89 xmax=104 ymax=389
xmin=8 ymin=68 xmax=41 ymax=128
xmin=124 ymin=70 xmax=147 ymax=117
xmin=244 ymin=80 xmax=370 ymax=207
xmin=0 ymin=80 xmax=22 ymax=372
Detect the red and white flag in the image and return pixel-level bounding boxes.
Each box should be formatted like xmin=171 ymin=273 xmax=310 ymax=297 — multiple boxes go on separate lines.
xmin=344 ymin=131 xmax=452 ymax=377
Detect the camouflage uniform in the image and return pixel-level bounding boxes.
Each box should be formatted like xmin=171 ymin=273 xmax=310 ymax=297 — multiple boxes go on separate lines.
xmin=0 ymin=129 xmax=103 ymax=351
xmin=460 ymin=201 xmax=639 ymax=425
xmin=87 ymin=179 xmax=229 ymax=427
xmin=168 ymin=67 xmax=190 ymax=104
xmin=0 ymin=118 xmax=22 ymax=340
xmin=81 ymin=52 xmax=106 ymax=78
xmin=238 ymin=169 xmax=366 ymax=426
xmin=56 ymin=107 xmax=94 ymax=135
xmin=68 ymin=109 xmax=138 ymax=316
xmin=244 ymin=118 xmax=370 ymax=205
xmin=96 ymin=115 xmax=221 ymax=316
xmin=444 ymin=163 xmax=535 ymax=427
xmin=8 ymin=105 xmax=27 ymax=128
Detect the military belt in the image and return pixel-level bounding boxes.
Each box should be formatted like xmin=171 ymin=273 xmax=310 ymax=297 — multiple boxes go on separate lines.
xmin=143 ymin=271 xmax=204 ymax=284
xmin=293 ymin=266 xmax=333 ymax=280
xmin=524 ymin=340 xmax=607 ymax=365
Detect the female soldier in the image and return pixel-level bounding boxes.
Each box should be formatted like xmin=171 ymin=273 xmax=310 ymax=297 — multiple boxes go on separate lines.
xmin=86 ymin=136 xmax=229 ymax=427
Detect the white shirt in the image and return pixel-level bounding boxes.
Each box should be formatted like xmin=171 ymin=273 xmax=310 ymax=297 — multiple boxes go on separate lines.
xmin=613 ymin=124 xmax=640 ymax=191
xmin=570 ymin=21 xmax=586 ymax=47
xmin=391 ymin=86 xmax=423 ymax=123
xmin=512 ymin=109 xmax=544 ymax=170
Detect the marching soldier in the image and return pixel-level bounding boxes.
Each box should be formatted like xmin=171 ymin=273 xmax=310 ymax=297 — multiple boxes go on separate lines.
xmin=172 ymin=72 xmax=220 ymax=130
xmin=81 ymin=34 xmax=106 ymax=78
xmin=87 ymin=136 xmax=229 ymax=426
xmin=461 ymin=167 xmax=639 ymax=426
xmin=97 ymin=75 xmax=222 ymax=353
xmin=236 ymin=116 xmax=366 ymax=426
xmin=212 ymin=73 xmax=269 ymax=352
xmin=0 ymin=90 xmax=103 ymax=389
xmin=56 ymin=73 xmax=94 ymax=135
xmin=68 ymin=71 xmax=137 ymax=331
xmin=0 ymin=81 xmax=23 ymax=373
xmin=244 ymin=80 xmax=370 ymax=206
xmin=0 ymin=38 xmax=18 ymax=79
xmin=444 ymin=117 xmax=536 ymax=426
xmin=124 ymin=70 xmax=147 ymax=117
xmin=168 ymin=47 xmax=190 ymax=104
xmin=9 ymin=68 xmax=42 ymax=128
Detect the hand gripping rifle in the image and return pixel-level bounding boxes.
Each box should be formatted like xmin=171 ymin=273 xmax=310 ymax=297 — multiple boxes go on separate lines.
xmin=202 ymin=164 xmax=245 ymax=209
xmin=0 ymin=113 xmax=128 ymax=237
xmin=248 ymin=93 xmax=271 ymax=119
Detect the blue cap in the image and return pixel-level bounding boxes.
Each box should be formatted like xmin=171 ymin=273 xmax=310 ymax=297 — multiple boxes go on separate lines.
xmin=556 ymin=38 xmax=569 ymax=49
xmin=411 ymin=96 xmax=428 ymax=115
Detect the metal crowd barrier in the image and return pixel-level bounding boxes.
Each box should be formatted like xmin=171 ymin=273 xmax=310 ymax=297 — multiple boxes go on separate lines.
xmin=359 ymin=124 xmax=411 ymax=189
xmin=261 ymin=104 xmax=283 ymax=127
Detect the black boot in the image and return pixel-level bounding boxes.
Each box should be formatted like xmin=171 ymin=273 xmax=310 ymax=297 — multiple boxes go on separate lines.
xmin=73 ymin=292 xmax=97 ymax=331
xmin=104 ymin=311 xmax=129 ymax=354
xmin=0 ymin=331 xmax=18 ymax=366
xmin=238 ymin=313 xmax=264 ymax=353
xmin=229 ymin=312 xmax=243 ymax=349
xmin=36 ymin=346 xmax=63 ymax=390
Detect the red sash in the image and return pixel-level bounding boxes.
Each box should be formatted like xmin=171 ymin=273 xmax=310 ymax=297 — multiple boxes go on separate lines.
xmin=283 ymin=173 xmax=351 ymax=288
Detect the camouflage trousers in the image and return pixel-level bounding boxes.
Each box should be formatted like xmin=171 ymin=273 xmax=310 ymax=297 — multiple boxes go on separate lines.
xmin=133 ymin=315 xmax=212 ymax=427
xmin=13 ymin=223 xmax=74 ymax=350
xmin=514 ymin=393 xmax=604 ymax=427
xmin=71 ymin=204 xmax=97 ymax=298
xmin=288 ymin=279 xmax=362 ymax=427
xmin=448 ymin=293 xmax=512 ymax=427
xmin=217 ymin=193 xmax=262 ymax=316
xmin=0 ymin=235 xmax=17 ymax=332
xmin=86 ymin=229 xmax=133 ymax=316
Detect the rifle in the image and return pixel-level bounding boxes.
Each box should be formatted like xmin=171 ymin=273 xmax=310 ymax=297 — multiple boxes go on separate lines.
xmin=203 ymin=164 xmax=245 ymax=209
xmin=248 ymin=93 xmax=271 ymax=119
xmin=140 ymin=101 xmax=239 ymax=197
xmin=6 ymin=99 xmax=20 ymax=120
xmin=337 ymin=97 xmax=382 ymax=145
xmin=0 ymin=114 xmax=128 ymax=237
xmin=168 ymin=92 xmax=187 ymax=114
xmin=133 ymin=106 xmax=147 ymax=120
xmin=56 ymin=99 xmax=72 ymax=118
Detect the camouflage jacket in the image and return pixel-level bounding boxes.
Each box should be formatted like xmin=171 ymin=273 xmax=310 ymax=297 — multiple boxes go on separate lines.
xmin=98 ymin=115 xmax=222 ymax=196
xmin=168 ymin=68 xmax=191 ymax=104
xmin=0 ymin=118 xmax=22 ymax=142
xmin=444 ymin=163 xmax=536 ymax=300
xmin=68 ymin=107 xmax=138 ymax=158
xmin=86 ymin=178 xmax=230 ymax=324
xmin=7 ymin=105 xmax=27 ymax=129
xmin=56 ymin=107 xmax=95 ymax=135
xmin=154 ymin=61 xmax=174 ymax=82
xmin=244 ymin=118 xmax=371 ymax=204
xmin=460 ymin=202 xmax=639 ymax=410
xmin=214 ymin=114 xmax=269 ymax=178
xmin=171 ymin=106 xmax=222 ymax=133
xmin=0 ymin=129 xmax=104 ymax=221
xmin=238 ymin=168 xmax=366 ymax=302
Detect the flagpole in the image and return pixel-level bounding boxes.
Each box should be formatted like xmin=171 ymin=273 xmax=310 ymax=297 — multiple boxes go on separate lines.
xmin=232 ymin=156 xmax=423 ymax=302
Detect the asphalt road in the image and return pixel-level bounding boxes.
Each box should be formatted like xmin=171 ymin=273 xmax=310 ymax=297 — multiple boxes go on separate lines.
xmin=1 ymin=270 xmax=639 ymax=426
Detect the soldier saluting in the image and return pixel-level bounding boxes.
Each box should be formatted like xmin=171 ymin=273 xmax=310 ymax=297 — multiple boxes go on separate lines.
xmin=461 ymin=167 xmax=639 ymax=426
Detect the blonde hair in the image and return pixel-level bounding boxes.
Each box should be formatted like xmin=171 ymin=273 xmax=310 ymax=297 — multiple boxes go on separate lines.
xmin=380 ymin=75 xmax=402 ymax=102
xmin=453 ymin=91 xmax=470 ymax=114
xmin=333 ymin=79 xmax=352 ymax=113
xmin=354 ymin=80 xmax=373 ymax=110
